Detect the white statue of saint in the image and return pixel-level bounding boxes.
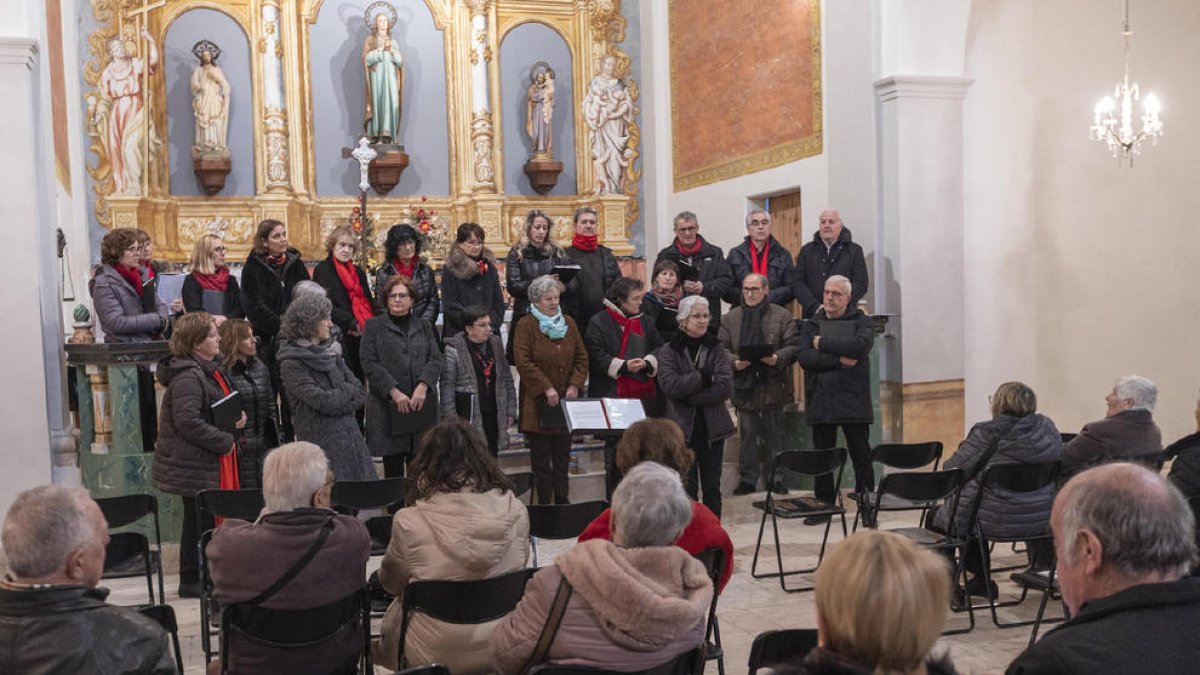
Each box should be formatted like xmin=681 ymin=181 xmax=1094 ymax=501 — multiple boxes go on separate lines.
xmin=93 ymin=30 xmax=158 ymax=195
xmin=582 ymin=54 xmax=633 ymax=195
xmin=526 ymin=62 xmax=556 ymax=159
xmin=190 ymin=40 xmax=231 ymax=158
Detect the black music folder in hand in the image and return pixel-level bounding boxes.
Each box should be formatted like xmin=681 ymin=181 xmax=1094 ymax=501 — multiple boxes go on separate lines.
xmin=552 ymin=264 xmax=582 ymax=285
xmin=539 ymin=394 xmax=568 ymax=430
xmin=675 ymin=260 xmax=701 ymax=282
xmin=818 ymin=320 xmax=855 ymax=341
xmin=654 ymin=307 xmax=678 ymax=333
xmin=211 ymin=391 xmax=242 ymax=434
xmin=389 ymin=389 xmax=440 ymax=437
xmin=737 ymin=343 xmax=774 ymax=361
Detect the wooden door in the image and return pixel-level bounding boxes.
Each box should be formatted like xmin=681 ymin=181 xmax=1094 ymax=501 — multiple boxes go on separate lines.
xmin=767 ymin=191 xmax=805 ymax=405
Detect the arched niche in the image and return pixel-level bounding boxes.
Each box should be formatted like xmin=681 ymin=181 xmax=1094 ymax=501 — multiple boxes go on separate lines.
xmin=310 ymin=0 xmax=450 ymax=197
xmin=164 ymin=8 xmax=255 ymax=196
xmin=499 ymin=21 xmax=576 ymax=197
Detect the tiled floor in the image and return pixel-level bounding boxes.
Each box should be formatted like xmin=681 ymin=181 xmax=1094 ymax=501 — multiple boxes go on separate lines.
xmin=106 ymin=491 xmax=1057 ymax=674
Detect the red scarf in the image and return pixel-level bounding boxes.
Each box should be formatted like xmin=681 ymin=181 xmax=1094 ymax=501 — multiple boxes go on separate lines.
xmin=605 ymin=307 xmax=657 ymax=399
xmin=114 ymin=263 xmax=144 ymax=296
xmin=264 ymin=252 xmax=286 ymax=267
xmin=333 ymin=259 xmax=375 ymax=331
xmin=675 ymin=236 xmax=704 ymax=258
xmin=749 ymin=239 xmax=771 ymax=276
xmin=140 ymin=263 xmax=156 ymax=281
xmin=392 ymin=257 xmax=417 ymax=278
xmin=193 ymin=266 xmax=230 ymax=292
xmin=211 ymin=370 xmax=241 ymax=503
xmin=572 ymin=233 xmax=599 ymax=252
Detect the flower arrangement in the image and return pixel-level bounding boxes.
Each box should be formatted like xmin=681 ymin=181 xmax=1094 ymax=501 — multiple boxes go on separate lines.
xmin=348 ymin=205 xmax=380 ymax=275
xmin=409 ymin=196 xmax=450 ymax=260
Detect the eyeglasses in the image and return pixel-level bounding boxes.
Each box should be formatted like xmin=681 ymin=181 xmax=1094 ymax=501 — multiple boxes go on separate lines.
xmin=675 ymin=225 xmax=698 ymax=233
xmin=742 ymin=286 xmax=764 ymax=292
xmin=749 ymin=219 xmax=770 ymax=226
xmin=387 ymin=293 xmax=411 ymax=300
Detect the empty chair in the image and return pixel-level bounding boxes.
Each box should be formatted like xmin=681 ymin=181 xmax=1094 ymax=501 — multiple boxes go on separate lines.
xmin=331 ymin=477 xmax=405 ymax=554
xmin=847 ymin=441 xmax=943 ymax=530
xmin=747 ymin=628 xmax=820 ymax=675
xmin=527 ymin=500 xmax=607 ymax=567
xmin=96 ymin=493 xmax=164 ymax=605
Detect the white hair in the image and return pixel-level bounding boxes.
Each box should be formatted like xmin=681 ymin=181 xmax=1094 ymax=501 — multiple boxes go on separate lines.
xmin=1114 ymin=375 xmax=1157 ymax=412
xmin=826 ymin=274 xmax=852 ymax=296
xmin=611 ymin=462 xmax=693 ymax=548
xmin=745 ymin=209 xmax=770 ymax=226
xmin=292 ymin=280 xmax=329 ymax=300
xmin=676 ymin=295 xmax=709 ymax=324
xmin=528 ymin=275 xmax=561 ymax=304
xmin=1 ymin=485 xmax=98 ymax=579
xmin=263 ymin=442 xmax=330 ymax=513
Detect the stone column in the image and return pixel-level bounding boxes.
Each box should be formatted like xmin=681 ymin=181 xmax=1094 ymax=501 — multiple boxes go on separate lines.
xmin=260 ymin=1 xmax=290 ymax=193
xmin=468 ymin=0 xmax=496 ymax=192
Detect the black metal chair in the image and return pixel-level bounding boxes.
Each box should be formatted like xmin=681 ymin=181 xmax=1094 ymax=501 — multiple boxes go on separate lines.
xmin=694 ymin=548 xmax=726 ymax=675
xmin=95 ymin=493 xmax=164 ymax=605
xmin=529 ymin=646 xmax=704 ymax=675
xmin=747 ymin=628 xmax=820 ymax=675
xmin=508 ymin=471 xmax=534 ymax=500
xmin=527 ymin=500 xmax=607 ymax=567
xmin=137 ymin=603 xmax=184 ymax=674
xmin=1013 ymin=565 xmax=1064 ymax=647
xmin=968 ymin=461 xmax=1064 ymax=629
xmin=397 ymin=568 xmax=538 ymax=670
xmin=219 ymin=587 xmax=372 ymax=675
xmin=750 ymin=448 xmax=849 ymax=593
xmin=331 ymin=478 xmax=406 ymax=555
xmin=1060 ymin=432 xmax=1078 ymax=445
xmin=847 ymin=441 xmax=943 ymax=530
xmin=195 ymin=488 xmax=265 ymax=663
xmin=396 ymin=666 xmax=452 ymax=675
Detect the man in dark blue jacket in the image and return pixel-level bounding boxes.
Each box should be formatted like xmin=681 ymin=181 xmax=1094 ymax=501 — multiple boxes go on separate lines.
xmin=726 ymin=209 xmax=795 ymax=308
xmin=792 ymin=209 xmax=869 ymax=318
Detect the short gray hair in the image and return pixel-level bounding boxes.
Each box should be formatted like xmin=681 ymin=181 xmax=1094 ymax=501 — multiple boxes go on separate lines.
xmin=572 ymin=206 xmax=598 ymax=224
xmin=826 ymin=274 xmax=852 ymax=296
xmin=1114 ymin=375 xmax=1157 ymax=412
xmin=611 ymin=462 xmax=693 ymax=548
xmin=280 ymin=292 xmax=332 ymax=341
xmin=263 ymin=442 xmax=330 ymax=513
xmin=292 ymin=280 xmax=329 ymax=300
xmin=1059 ymin=463 xmax=1195 ymax=580
xmin=745 ymin=209 xmax=770 ymax=226
xmin=673 ymin=211 xmax=698 ymax=227
xmin=1 ymin=485 xmax=98 ymax=579
xmin=676 ymin=295 xmax=709 ymax=323
xmin=528 ymin=275 xmax=561 ymax=304
xmin=742 ymin=272 xmax=769 ymax=290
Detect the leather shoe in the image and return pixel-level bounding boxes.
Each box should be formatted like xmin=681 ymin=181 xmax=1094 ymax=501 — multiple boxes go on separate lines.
xmin=964 ymin=577 xmax=999 ymax=600
xmin=771 ymin=482 xmax=790 ymax=495
xmin=803 ymin=514 xmax=831 ymax=526
xmin=732 ymin=482 xmax=756 ymax=496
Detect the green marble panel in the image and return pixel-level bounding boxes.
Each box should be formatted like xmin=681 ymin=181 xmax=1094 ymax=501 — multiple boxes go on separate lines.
xmin=75 ymin=365 xmax=94 ymax=452
xmin=107 ymin=365 xmax=144 ymax=455
xmin=80 ymin=451 xmax=183 ymax=543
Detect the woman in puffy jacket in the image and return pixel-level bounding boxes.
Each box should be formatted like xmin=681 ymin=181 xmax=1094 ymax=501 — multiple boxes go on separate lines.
xmin=218 ymin=318 xmax=278 ymax=488
xmin=505 ymin=210 xmax=569 ymax=356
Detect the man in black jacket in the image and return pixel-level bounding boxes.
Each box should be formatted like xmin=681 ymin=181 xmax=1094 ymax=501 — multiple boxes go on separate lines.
xmin=792 ymin=209 xmax=869 ymax=318
xmin=655 ymin=211 xmax=733 ymax=335
xmin=0 ymin=486 xmax=176 ymax=674
xmin=564 ymin=207 xmax=620 ymax=329
xmin=1007 ymin=463 xmax=1200 ymax=675
xmin=726 ymin=209 xmax=795 ymax=308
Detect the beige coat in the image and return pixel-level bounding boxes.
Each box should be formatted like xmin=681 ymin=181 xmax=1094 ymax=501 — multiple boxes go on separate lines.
xmin=374 ymin=489 xmax=530 ymax=673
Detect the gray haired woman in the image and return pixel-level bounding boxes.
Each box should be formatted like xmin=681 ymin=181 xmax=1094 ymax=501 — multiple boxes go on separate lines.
xmin=276 ymin=293 xmax=375 ymax=480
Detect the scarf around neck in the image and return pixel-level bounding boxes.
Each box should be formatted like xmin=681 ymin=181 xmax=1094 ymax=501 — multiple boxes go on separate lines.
xmin=392 ymin=257 xmax=417 ymax=278
xmin=603 ymin=301 xmax=656 ymax=399
xmin=572 ymin=232 xmax=599 ymax=252
xmin=113 ymin=263 xmax=144 ymax=296
xmin=530 ymin=305 xmax=568 ymax=340
xmin=749 ymin=238 xmax=771 ymax=276
xmin=333 ymin=258 xmax=374 ymax=331
xmin=193 ymin=266 xmax=230 ymax=292
xmin=736 ymin=301 xmax=767 ymax=392
xmin=675 ymin=236 xmax=704 ymax=258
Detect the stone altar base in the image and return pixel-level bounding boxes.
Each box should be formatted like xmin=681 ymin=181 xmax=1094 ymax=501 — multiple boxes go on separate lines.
xmin=524 ymin=157 xmax=564 ymax=194
xmin=369 ymin=147 xmax=410 ymax=195
xmin=192 ymin=154 xmax=232 ymax=196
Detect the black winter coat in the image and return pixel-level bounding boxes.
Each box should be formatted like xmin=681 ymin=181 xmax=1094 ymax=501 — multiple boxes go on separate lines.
xmin=506 ymin=244 xmax=569 ymax=323
xmin=583 ymin=303 xmax=663 ymax=400
xmin=640 ymin=291 xmax=680 ymax=343
xmin=225 ymin=355 xmax=278 ymax=489
xmin=240 ymin=249 xmax=309 ymax=343
xmin=726 ymin=235 xmax=795 ymax=307
xmin=792 ymin=227 xmax=869 ymax=317
xmin=360 ymin=314 xmax=442 ymax=457
xmin=376 ymin=258 xmax=441 ymax=326
xmin=563 ymin=245 xmax=621 ymax=328
xmin=153 ymin=354 xmax=235 ymax=497
xmin=795 ymin=308 xmax=874 ymax=425
xmin=655 ymin=238 xmax=734 ymax=333
xmin=441 ymin=245 xmax=505 ymax=338
xmin=312 ymin=256 xmax=379 ymax=336
xmin=1165 ymin=432 xmax=1200 ymax=499
xmin=654 ymin=333 xmax=736 ymax=443
xmin=182 ymin=273 xmax=244 ymax=318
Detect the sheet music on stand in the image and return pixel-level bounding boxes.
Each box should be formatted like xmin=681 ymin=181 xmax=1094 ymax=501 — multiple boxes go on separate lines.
xmin=562 ymin=398 xmax=648 ymax=433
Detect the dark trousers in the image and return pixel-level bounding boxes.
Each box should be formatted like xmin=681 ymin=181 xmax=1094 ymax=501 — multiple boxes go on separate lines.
xmin=812 ymin=423 xmax=873 ymax=502
xmin=180 ymin=495 xmax=215 ymax=586
xmin=137 ymin=368 xmax=157 ymax=453
xmin=737 ymin=407 xmax=785 ymax=487
xmin=686 ymin=436 xmax=725 ymax=518
xmin=603 ymin=439 xmax=624 ymax=501
xmin=529 ymin=433 xmax=571 ymax=504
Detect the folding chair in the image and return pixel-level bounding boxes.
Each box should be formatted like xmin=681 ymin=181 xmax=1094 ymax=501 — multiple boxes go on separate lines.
xmin=397 ymin=568 xmax=538 ymax=670
xmin=396 ymin=667 xmax=451 ymax=675
xmin=1013 ymin=565 xmax=1064 ymax=646
xmin=750 ymin=448 xmax=849 ymax=593
xmin=195 ymin=488 xmax=265 ymax=663
xmin=138 ymin=603 xmax=184 ymax=674
xmin=527 ymin=500 xmax=607 ymax=567
xmin=95 ymin=493 xmax=164 ymax=605
xmin=847 ymin=442 xmax=943 ymax=530
xmin=694 ymin=548 xmax=726 ymax=675
xmin=529 ymin=646 xmax=704 ymax=675
xmin=219 ymin=587 xmax=372 ymax=675
xmin=747 ymin=628 xmax=820 ymax=675
xmin=331 ymin=478 xmax=405 ymax=555
xmin=508 ymin=471 xmax=534 ymax=500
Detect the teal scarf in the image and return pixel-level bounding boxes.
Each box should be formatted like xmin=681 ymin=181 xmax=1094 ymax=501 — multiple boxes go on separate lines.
xmin=530 ymin=306 xmax=568 ymax=340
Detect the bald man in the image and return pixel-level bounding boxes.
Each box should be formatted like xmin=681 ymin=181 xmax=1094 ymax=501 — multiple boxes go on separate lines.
xmin=792 ymin=209 xmax=868 ymax=318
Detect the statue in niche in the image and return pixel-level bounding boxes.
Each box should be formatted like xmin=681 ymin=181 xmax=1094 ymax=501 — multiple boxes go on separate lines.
xmin=190 ymin=40 xmax=231 ymax=159
xmin=363 ymin=2 xmax=404 ymax=146
xmin=583 ymin=54 xmax=633 ymax=195
xmin=92 ymin=29 xmax=159 ymax=195
xmin=526 ymin=62 xmax=556 ymax=159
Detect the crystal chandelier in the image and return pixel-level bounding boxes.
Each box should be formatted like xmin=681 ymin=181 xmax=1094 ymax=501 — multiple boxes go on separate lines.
xmin=1089 ymin=0 xmax=1163 ymax=166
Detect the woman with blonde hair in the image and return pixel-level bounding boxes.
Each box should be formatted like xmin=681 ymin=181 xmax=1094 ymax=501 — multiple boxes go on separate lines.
xmin=505 ymin=210 xmax=569 ymax=355
xmin=774 ymin=530 xmax=957 ymax=675
xmin=183 ymin=233 xmax=243 ymax=324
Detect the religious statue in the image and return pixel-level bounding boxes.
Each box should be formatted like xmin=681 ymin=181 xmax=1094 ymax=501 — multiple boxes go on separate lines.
xmin=363 ymin=2 xmax=404 ymax=146
xmin=190 ymin=40 xmax=230 ymax=159
xmin=582 ymin=54 xmax=634 ymax=195
xmin=92 ymin=29 xmax=158 ymax=195
xmin=526 ymin=62 xmax=556 ymax=159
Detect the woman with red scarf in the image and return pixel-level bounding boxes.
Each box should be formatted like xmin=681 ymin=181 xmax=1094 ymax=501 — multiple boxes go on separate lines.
xmin=584 ymin=277 xmax=665 ymax=497
xmin=377 ymin=223 xmax=440 ymax=327
xmin=313 ymin=225 xmax=379 ymax=379
xmin=92 ymin=228 xmax=171 ymax=343
xmin=182 ymin=233 xmax=243 ymax=324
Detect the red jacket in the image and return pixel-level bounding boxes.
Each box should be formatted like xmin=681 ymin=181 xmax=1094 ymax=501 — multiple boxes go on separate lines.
xmin=578 ymin=501 xmax=733 ymax=592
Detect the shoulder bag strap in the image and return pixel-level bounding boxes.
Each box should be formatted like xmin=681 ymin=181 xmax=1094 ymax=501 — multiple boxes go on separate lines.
xmin=517 ymin=576 xmax=574 ymax=675
xmin=245 ymin=516 xmax=334 ymax=606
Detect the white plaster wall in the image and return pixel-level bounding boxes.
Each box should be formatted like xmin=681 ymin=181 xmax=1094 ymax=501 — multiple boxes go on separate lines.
xmin=963 ymin=0 xmax=1200 ymax=441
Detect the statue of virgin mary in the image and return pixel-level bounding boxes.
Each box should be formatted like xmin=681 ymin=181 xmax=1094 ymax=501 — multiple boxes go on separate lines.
xmin=363 ymin=3 xmax=403 ymax=145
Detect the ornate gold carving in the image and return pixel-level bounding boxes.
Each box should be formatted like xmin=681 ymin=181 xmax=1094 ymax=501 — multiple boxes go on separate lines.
xmin=585 ymin=0 xmax=640 ymax=234
xmin=470 ymin=112 xmax=496 ymax=190
xmin=178 ymin=216 xmax=253 ymax=246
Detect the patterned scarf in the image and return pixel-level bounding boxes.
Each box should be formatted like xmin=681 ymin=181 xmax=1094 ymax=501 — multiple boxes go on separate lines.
xmin=530 ymin=305 xmax=568 ymax=339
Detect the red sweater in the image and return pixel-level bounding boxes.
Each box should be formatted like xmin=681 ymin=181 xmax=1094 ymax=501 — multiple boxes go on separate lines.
xmin=578 ymin=501 xmax=733 ymax=593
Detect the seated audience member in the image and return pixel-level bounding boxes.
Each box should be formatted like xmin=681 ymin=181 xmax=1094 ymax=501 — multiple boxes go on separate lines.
xmin=376 ymin=420 xmax=529 ymax=673
xmin=1162 ymin=390 xmax=1200 ymax=499
xmin=1062 ymin=375 xmax=1162 ymax=477
xmin=491 ymin=462 xmax=713 ymax=674
xmin=578 ymin=418 xmax=734 ymax=592
xmin=929 ymin=381 xmax=1062 ymax=597
xmin=772 ymin=530 xmax=956 ymax=675
xmin=0 ymin=486 xmax=175 ymax=674
xmin=1007 ymin=463 xmax=1200 ymax=675
xmin=206 ymin=442 xmax=370 ymax=675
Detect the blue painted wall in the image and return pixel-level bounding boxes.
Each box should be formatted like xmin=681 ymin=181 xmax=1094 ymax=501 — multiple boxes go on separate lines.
xmin=310 ymin=0 xmax=450 ymax=196
xmin=164 ymin=9 xmax=256 ymax=196
xmin=620 ymin=0 xmax=645 ymax=256
xmin=499 ymin=22 xmax=575 ymax=197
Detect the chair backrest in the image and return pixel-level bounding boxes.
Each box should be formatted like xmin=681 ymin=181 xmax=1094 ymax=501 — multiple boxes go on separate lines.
xmin=747 ymin=628 xmax=819 ymax=675
xmin=1060 ymin=432 xmax=1078 ymax=445
xmin=138 ymin=604 xmax=184 ymax=675
xmin=527 ymin=501 xmax=608 ymax=540
xmin=874 ymin=468 xmax=964 ymax=531
xmin=508 ymin=471 xmax=534 ymax=498
xmin=396 ymin=666 xmax=452 ymax=675
xmin=95 ymin=493 xmax=159 ymax=532
xmin=969 ymin=461 xmax=1060 ymax=538
xmin=693 ymin=547 xmax=723 ymax=642
xmin=871 ymin=442 xmax=943 ymax=471
xmin=772 ymin=448 xmax=848 ymax=479
xmin=197 ymin=488 xmax=265 ymax=523
xmin=221 ymin=588 xmax=368 ymax=674
xmin=529 ymin=646 xmax=704 ymax=675
xmin=331 ymin=478 xmax=405 ymax=512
